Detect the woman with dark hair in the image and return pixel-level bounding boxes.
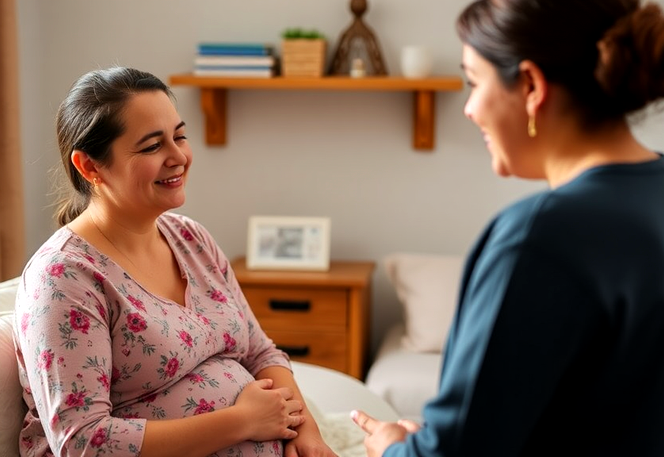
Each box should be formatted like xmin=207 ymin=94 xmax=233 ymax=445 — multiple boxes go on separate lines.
xmin=352 ymin=1 xmax=664 ymax=456
xmin=13 ymin=67 xmax=336 ymax=457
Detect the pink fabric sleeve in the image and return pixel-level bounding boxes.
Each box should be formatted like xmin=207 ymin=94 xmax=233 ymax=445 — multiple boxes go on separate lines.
xmin=15 ymin=254 xmax=146 ymax=456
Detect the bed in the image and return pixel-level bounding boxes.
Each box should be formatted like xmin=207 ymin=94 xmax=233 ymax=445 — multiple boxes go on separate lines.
xmin=365 ymin=253 xmax=464 ymax=423
xmin=365 ymin=324 xmax=442 ymax=422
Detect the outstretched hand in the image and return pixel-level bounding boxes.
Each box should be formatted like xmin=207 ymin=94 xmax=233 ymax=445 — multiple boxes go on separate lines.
xmin=350 ymin=410 xmax=420 ymax=457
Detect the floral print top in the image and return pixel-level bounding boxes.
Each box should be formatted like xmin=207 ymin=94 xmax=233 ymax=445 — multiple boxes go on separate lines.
xmin=13 ymin=212 xmax=291 ymax=457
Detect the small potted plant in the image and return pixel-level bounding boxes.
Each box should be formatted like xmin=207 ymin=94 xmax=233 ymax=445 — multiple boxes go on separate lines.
xmin=281 ymin=28 xmax=327 ymax=77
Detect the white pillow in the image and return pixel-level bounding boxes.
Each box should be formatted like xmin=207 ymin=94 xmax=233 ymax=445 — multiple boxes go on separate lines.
xmin=384 ymin=253 xmax=464 ymax=353
xmin=0 ymin=313 xmax=25 ymax=457
xmin=0 ymin=276 xmax=20 ymax=313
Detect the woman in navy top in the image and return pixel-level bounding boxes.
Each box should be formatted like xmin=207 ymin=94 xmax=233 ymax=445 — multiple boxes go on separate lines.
xmin=353 ymin=1 xmax=664 ymax=456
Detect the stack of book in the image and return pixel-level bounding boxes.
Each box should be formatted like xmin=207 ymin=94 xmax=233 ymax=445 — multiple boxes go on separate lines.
xmin=193 ymin=43 xmax=276 ymax=78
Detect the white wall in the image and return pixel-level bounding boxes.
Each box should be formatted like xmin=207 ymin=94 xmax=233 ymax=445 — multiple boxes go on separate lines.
xmin=16 ymin=0 xmax=664 ymax=354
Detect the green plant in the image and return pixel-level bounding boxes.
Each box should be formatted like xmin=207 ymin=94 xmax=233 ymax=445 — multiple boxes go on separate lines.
xmin=281 ymin=28 xmax=326 ymax=40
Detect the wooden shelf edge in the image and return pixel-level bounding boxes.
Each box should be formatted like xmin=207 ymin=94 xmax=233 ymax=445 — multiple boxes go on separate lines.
xmin=168 ymin=74 xmax=463 ymax=151
xmin=169 ymin=74 xmax=463 ymax=91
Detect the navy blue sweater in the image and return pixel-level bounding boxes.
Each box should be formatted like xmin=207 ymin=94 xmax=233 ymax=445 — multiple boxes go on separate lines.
xmin=386 ymin=156 xmax=664 ymax=456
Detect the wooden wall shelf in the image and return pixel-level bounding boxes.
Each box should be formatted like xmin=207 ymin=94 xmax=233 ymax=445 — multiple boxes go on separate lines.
xmin=168 ymin=74 xmax=464 ymax=151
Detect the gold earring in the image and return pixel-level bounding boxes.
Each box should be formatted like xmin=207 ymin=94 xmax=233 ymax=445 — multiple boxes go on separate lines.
xmin=92 ymin=177 xmax=101 ymax=187
xmin=528 ymin=116 xmax=537 ymax=138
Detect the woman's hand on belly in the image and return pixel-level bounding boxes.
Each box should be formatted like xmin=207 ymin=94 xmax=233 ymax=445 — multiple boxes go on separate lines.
xmin=235 ymin=378 xmax=306 ymax=441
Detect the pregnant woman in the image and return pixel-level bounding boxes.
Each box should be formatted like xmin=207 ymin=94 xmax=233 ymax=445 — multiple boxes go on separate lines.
xmin=13 ymin=66 xmax=335 ymax=457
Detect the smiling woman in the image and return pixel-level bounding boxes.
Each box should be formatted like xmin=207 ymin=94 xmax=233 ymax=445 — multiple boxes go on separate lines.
xmin=12 ymin=67 xmax=336 ymax=457
xmin=352 ymin=1 xmax=664 ymax=457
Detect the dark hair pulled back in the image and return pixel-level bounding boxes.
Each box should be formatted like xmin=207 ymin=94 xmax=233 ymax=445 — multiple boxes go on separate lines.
xmin=54 ymin=67 xmax=172 ymax=227
xmin=456 ymin=0 xmax=664 ymax=126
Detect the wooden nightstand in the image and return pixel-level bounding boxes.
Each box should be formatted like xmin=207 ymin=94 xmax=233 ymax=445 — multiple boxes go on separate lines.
xmin=231 ymin=257 xmax=375 ymax=380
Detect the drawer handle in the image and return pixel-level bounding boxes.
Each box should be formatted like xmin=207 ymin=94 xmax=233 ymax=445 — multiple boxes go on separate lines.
xmin=277 ymin=345 xmax=310 ymax=357
xmin=269 ymin=299 xmax=311 ymax=312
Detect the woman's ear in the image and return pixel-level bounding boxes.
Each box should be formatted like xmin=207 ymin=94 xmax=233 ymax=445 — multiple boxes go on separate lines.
xmin=71 ymin=150 xmax=100 ymax=184
xmin=519 ymin=60 xmax=548 ymax=118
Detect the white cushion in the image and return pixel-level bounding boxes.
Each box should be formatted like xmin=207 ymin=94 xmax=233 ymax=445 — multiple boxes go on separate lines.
xmin=0 ymin=313 xmax=24 ymax=457
xmin=0 ymin=276 xmax=19 ymax=313
xmin=0 ymin=277 xmax=23 ymax=457
xmin=384 ymin=253 xmax=463 ymax=353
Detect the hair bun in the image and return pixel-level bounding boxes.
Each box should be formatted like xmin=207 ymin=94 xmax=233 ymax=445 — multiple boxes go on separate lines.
xmin=595 ymin=3 xmax=664 ymax=113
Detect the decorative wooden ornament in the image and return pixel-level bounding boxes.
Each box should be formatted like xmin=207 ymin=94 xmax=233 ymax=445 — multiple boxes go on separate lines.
xmin=328 ymin=0 xmax=388 ymax=76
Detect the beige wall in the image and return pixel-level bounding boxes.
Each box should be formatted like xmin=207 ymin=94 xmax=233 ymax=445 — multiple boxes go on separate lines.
xmin=16 ymin=0 xmax=664 ymax=352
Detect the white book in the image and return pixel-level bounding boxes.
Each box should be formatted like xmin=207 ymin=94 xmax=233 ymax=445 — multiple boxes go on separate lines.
xmin=194 ymin=55 xmax=275 ymax=67
xmin=193 ymin=68 xmax=274 ymax=78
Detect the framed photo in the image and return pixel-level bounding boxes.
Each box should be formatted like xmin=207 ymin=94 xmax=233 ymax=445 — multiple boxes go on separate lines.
xmin=246 ymin=216 xmax=331 ymax=271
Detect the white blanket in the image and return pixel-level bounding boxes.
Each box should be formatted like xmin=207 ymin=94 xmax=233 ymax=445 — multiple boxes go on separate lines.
xmin=307 ymin=400 xmax=367 ymax=457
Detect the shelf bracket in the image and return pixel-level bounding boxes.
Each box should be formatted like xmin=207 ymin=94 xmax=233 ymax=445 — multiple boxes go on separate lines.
xmin=171 ymin=76 xmax=462 ymax=151
xmin=200 ymin=88 xmax=227 ymax=145
xmin=413 ymin=90 xmax=435 ymax=151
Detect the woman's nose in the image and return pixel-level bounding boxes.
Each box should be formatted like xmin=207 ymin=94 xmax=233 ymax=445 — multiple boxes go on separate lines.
xmin=463 ymin=99 xmax=474 ymax=121
xmin=165 ymin=142 xmax=189 ymax=167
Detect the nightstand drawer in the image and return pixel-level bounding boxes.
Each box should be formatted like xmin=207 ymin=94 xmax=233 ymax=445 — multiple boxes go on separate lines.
xmin=268 ymin=329 xmax=347 ymax=373
xmin=244 ymin=287 xmax=347 ymax=330
xmin=232 ymin=257 xmax=375 ymax=379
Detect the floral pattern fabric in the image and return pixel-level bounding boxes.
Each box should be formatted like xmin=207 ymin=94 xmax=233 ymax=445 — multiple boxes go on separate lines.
xmin=13 ymin=212 xmax=291 ymax=457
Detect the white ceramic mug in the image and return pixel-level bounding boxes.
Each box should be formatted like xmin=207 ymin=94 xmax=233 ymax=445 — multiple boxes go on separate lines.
xmin=401 ymin=46 xmax=433 ymax=78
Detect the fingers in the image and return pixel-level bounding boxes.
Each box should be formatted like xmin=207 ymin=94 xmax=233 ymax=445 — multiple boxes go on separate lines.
xmin=280 ymin=410 xmax=305 ymax=440
xmin=273 ymin=410 xmax=304 ymax=440
xmin=282 ymin=428 xmax=299 ymax=440
xmin=274 ymin=386 xmax=295 ymax=400
xmin=287 ymin=399 xmax=303 ymax=415
xmin=397 ymin=419 xmax=421 ymax=433
xmin=255 ymin=378 xmax=274 ymax=389
xmin=290 ymin=413 xmax=306 ymax=428
xmin=350 ymin=409 xmax=376 ymax=435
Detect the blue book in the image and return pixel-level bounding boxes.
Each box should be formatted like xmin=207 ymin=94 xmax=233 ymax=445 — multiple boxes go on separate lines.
xmin=198 ymin=43 xmax=274 ymax=56
xmin=198 ymin=48 xmax=272 ymax=56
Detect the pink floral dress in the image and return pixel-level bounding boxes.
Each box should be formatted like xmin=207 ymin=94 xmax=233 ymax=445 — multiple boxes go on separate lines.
xmin=13 ymin=212 xmax=291 ymax=457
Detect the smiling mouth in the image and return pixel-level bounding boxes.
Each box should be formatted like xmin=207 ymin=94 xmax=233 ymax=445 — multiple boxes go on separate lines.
xmin=155 ymin=175 xmax=182 ymax=184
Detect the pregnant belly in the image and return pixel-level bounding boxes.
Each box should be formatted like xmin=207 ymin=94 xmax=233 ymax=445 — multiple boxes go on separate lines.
xmin=113 ymin=355 xmax=284 ymax=456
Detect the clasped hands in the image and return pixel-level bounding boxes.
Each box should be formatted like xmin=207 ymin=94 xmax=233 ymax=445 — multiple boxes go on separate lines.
xmin=235 ymin=378 xmax=422 ymax=457
xmin=235 ymin=379 xmax=337 ymax=457
xmin=235 ymin=378 xmax=305 ymax=441
xmin=351 ymin=409 xmax=421 ymax=457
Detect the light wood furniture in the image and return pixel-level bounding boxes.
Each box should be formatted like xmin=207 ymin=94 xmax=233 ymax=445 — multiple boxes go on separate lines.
xmin=168 ymin=74 xmax=463 ymax=151
xmin=231 ymin=257 xmax=375 ymax=380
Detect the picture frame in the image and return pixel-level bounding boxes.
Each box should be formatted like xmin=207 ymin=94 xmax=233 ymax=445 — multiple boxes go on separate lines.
xmin=246 ymin=216 xmax=331 ymax=271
